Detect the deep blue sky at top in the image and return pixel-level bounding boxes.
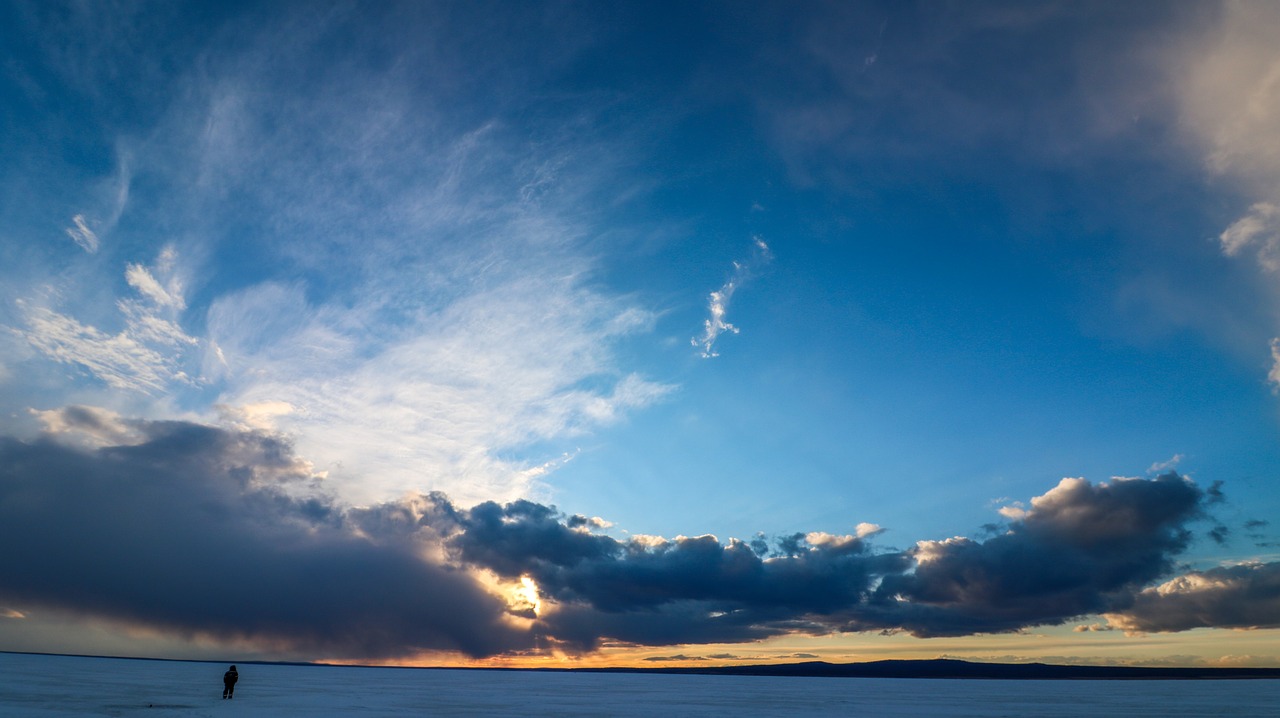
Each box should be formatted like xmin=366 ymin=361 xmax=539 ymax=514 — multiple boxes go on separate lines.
xmin=1 ymin=0 xmax=1277 ymax=561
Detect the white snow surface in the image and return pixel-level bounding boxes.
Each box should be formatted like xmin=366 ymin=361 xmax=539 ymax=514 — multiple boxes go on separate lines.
xmin=2 ymin=652 xmax=1278 ymax=717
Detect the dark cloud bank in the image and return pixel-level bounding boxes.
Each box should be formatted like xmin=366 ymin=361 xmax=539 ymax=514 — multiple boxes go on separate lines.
xmin=1 ymin=412 xmax=1276 ymax=660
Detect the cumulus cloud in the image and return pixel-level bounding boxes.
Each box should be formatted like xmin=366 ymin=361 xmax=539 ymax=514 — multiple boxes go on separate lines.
xmin=1106 ymin=563 xmax=1280 ymax=633
xmin=429 ymin=471 xmax=1229 ymax=650
xmin=1 ymin=413 xmax=1267 ymax=661
xmin=692 ymin=237 xmax=773 ymax=358
xmin=858 ymin=475 xmax=1207 ymax=637
xmin=1220 ymin=203 xmax=1280 ymax=271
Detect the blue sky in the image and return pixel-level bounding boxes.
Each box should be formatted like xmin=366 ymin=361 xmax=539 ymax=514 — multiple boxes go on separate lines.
xmin=1 ymin=1 xmax=1279 ymax=666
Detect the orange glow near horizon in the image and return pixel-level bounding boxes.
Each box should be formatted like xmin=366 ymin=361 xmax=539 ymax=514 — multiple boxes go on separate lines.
xmin=4 ymin=602 xmax=1277 ymax=669
xmin=325 ymin=626 xmax=1280 ymax=670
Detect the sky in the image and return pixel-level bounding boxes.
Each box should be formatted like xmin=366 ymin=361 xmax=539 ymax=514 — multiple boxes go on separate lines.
xmin=1 ymin=0 xmax=1279 ymax=669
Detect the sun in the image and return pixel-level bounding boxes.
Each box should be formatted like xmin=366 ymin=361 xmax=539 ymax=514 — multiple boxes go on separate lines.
xmin=515 ymin=576 xmax=543 ymax=617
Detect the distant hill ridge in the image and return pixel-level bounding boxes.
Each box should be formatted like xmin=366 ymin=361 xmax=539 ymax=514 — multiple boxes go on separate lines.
xmin=568 ymin=659 xmax=1280 ymax=680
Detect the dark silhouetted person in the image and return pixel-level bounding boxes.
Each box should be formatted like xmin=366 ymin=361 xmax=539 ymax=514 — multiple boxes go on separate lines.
xmin=222 ymin=665 xmax=238 ymax=699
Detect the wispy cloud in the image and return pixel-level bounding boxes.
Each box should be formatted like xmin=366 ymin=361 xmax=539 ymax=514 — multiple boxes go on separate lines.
xmin=1148 ymin=454 xmax=1185 ymax=475
xmin=208 ymin=272 xmax=672 ymax=506
xmin=62 ymin=151 xmax=132 ymax=255
xmin=64 ymin=215 xmax=99 ymax=253
xmin=17 ymin=246 xmax=198 ymax=395
xmin=692 ymin=237 xmax=773 ymax=358
xmin=1176 ymin=4 xmax=1280 ymax=191
xmin=124 ymin=247 xmax=185 ymax=310
xmin=4 ymin=9 xmax=673 ymax=507
xmin=170 ymin=79 xmax=675 ymax=505
xmin=1174 ymin=2 xmax=1280 ymax=388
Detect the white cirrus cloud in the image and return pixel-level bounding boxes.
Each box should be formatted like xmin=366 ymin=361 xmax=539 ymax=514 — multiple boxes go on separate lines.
xmin=62 ymin=150 xmax=132 ymax=255
xmin=163 ymin=63 xmax=678 ymax=507
xmin=65 ymin=214 xmax=100 ymax=253
xmin=124 ymin=247 xmax=186 ymax=310
xmin=9 ymin=11 xmax=675 ymax=509
xmin=16 ymin=246 xmax=199 ymax=395
xmin=208 ymin=270 xmax=673 ymax=508
xmin=19 ymin=304 xmax=185 ymax=394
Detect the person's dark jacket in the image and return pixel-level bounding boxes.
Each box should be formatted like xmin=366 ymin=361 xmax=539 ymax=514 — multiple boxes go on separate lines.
xmin=223 ymin=667 xmax=238 ymax=686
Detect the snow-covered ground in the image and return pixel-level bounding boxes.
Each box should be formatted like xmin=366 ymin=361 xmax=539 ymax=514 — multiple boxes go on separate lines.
xmin=2 ymin=652 xmax=1277 ymax=717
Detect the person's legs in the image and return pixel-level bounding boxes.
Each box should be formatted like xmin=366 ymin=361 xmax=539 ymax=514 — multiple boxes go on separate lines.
xmin=223 ymin=683 xmax=231 ymax=699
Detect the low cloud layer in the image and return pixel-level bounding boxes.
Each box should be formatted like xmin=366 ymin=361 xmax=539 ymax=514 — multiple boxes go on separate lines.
xmin=0 ymin=413 xmax=528 ymax=660
xmin=0 ymin=410 xmax=1273 ymax=661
